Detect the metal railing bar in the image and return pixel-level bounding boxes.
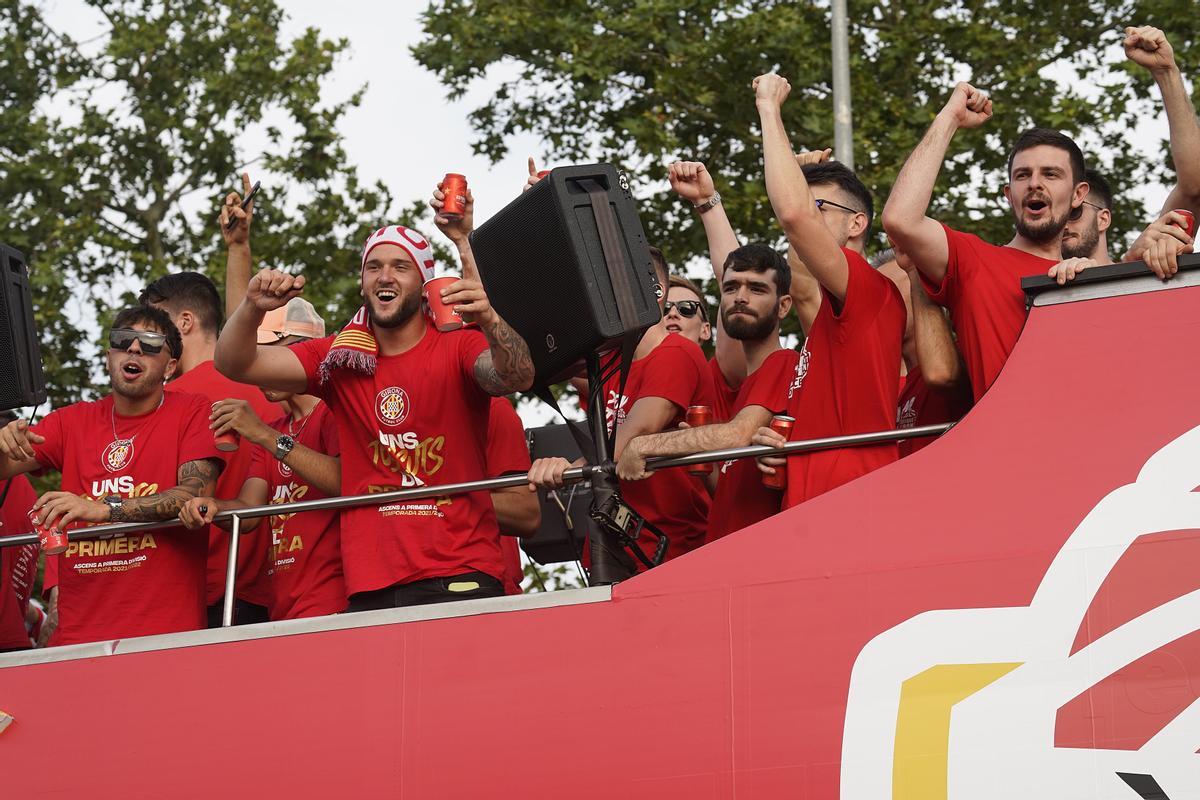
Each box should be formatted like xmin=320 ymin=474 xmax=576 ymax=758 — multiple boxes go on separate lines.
xmin=0 ymin=422 xmax=953 ymax=549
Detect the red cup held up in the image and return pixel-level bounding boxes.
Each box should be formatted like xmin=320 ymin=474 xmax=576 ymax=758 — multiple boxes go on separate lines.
xmin=424 ymin=275 xmax=464 ymax=332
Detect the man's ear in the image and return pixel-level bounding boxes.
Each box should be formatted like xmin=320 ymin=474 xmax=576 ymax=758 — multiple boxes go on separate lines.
xmin=777 ymin=292 xmax=794 ymax=319
xmin=1097 ymin=207 xmax=1112 ymax=234
xmin=849 ymin=211 xmax=869 ymax=240
xmin=1072 ymin=180 xmax=1091 ymax=209
xmin=176 ymin=310 xmax=194 ymax=336
xmin=700 ymin=320 xmax=712 ymax=343
xmin=1002 ymin=183 xmax=1013 ymax=209
xmin=163 ymin=358 xmax=179 ymax=382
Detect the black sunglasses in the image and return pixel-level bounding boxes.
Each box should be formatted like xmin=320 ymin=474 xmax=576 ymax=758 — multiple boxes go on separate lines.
xmin=1068 ymin=200 xmax=1105 ymax=222
xmin=815 ymin=198 xmax=861 ymax=215
xmin=663 ymin=300 xmax=704 ymax=319
xmin=109 ymin=328 xmax=168 ymax=355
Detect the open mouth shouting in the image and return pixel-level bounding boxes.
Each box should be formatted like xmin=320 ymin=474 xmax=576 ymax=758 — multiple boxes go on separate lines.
xmin=1024 ymin=196 xmax=1050 ymax=219
xmin=120 ymin=360 xmax=145 ymax=381
xmin=374 ymin=288 xmax=399 ymax=307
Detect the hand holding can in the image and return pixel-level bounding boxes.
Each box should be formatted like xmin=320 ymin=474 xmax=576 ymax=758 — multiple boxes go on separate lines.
xmin=685 ymin=406 xmax=713 ymax=475
xmin=30 ymin=509 xmax=68 ymax=555
xmin=441 ymin=173 xmax=468 ymax=220
xmin=761 ymin=415 xmax=795 ymax=490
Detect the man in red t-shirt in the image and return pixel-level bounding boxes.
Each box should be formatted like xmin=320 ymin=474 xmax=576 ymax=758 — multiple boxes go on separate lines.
xmin=0 ymin=306 xmax=223 ymax=645
xmin=882 ymin=83 xmax=1090 ymax=403
xmin=214 ymin=188 xmax=533 ymax=609
xmin=617 ymin=243 xmax=797 ymax=543
xmin=180 ymin=300 xmax=347 ymax=620
xmin=530 ymin=249 xmax=714 ymax=565
xmin=0 ymin=468 xmax=39 ymax=651
xmin=744 ymin=73 xmax=906 ymax=509
xmin=141 ymin=269 xmax=279 ymax=625
xmin=485 ymin=398 xmax=539 ymax=595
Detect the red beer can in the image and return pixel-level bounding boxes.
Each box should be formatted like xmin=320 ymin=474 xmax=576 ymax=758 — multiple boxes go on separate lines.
xmin=685 ymin=405 xmax=713 ymax=476
xmin=29 ymin=509 xmax=68 ymax=555
xmin=441 ymin=173 xmax=468 ymax=220
xmin=1170 ymin=208 xmax=1195 ymax=238
xmin=761 ymin=414 xmax=795 ymax=490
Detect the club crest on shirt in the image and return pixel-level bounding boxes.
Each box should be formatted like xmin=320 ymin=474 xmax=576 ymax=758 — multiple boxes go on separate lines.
xmin=102 ymin=439 xmax=134 ymax=472
xmin=375 ymin=386 xmax=411 ymax=428
xmin=788 ymin=345 xmax=811 ymax=400
xmin=277 ymin=459 xmax=293 ymax=478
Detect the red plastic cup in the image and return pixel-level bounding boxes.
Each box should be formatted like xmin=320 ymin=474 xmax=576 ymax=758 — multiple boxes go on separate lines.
xmin=1170 ymin=208 xmax=1195 ymax=238
xmin=29 ymin=509 xmax=68 ymax=555
xmin=762 ymin=414 xmax=795 ymax=490
xmin=441 ymin=173 xmax=468 ymax=220
xmin=686 ymin=406 xmax=713 ymax=476
xmin=423 ymin=276 xmax=464 ymax=332
xmin=215 ymin=431 xmax=240 ymax=453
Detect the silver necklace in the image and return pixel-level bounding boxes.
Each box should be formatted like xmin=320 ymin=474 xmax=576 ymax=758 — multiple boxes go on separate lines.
xmin=110 ymin=393 xmax=166 ymax=447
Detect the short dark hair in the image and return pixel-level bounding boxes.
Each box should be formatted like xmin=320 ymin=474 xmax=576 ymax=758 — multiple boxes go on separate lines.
xmin=1083 ymin=168 xmax=1113 ymax=210
xmin=667 ymin=273 xmax=709 ymax=320
xmin=724 ymin=244 xmax=791 ymax=296
xmin=803 ymin=161 xmax=874 ymax=238
xmin=1007 ymin=127 xmax=1086 ymax=184
xmin=111 ymin=304 xmax=183 ymax=359
xmin=647 ymin=245 xmax=669 ymax=287
xmin=139 ymin=272 xmax=223 ymax=335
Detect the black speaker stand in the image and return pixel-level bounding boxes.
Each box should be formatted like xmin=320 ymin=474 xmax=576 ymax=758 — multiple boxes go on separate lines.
xmin=584 ymin=351 xmax=635 ymax=586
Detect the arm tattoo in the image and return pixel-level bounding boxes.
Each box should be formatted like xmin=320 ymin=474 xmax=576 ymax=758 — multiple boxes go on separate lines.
xmin=117 ymin=458 xmax=223 ymax=523
xmin=475 ymin=316 xmax=534 ymax=395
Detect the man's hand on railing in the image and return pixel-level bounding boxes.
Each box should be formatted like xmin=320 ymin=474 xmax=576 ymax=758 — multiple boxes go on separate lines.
xmin=527 ymin=456 xmax=583 ymax=492
xmin=1047 ymin=257 xmax=1099 ymax=286
xmin=751 ymin=426 xmax=787 ymax=476
xmin=179 ymin=497 xmax=220 ymax=530
xmin=1123 ymin=209 xmax=1194 ymax=280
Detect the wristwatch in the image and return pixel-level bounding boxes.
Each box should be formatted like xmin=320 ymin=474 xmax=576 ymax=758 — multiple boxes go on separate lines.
xmin=273 ymin=434 xmax=296 ymax=461
xmin=694 ymin=191 xmax=722 ymax=214
xmin=103 ymin=495 xmax=124 ymax=522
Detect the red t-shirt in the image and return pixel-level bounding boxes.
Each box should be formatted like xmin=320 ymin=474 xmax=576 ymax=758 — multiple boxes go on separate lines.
xmin=921 ymin=224 xmax=1057 ymax=402
xmin=896 ymin=366 xmax=974 ymax=457
xmin=31 ymin=392 xmax=222 ymax=646
xmin=782 ymin=248 xmax=906 ymax=509
xmin=290 ymin=323 xmax=503 ymax=596
xmin=246 ymin=403 xmax=346 ymax=620
xmin=485 ymin=398 xmax=531 ymax=596
xmin=0 ymin=476 xmax=38 ymax=650
xmin=168 ymin=359 xmax=280 ymax=607
xmin=706 ymin=348 xmax=800 ymax=543
xmin=708 ymin=356 xmax=740 ymax=423
xmin=602 ymin=334 xmax=713 ymax=565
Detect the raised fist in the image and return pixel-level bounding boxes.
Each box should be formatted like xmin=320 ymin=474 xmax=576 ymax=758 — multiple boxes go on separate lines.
xmin=1124 ymin=26 xmax=1175 ymax=74
xmin=668 ymin=161 xmax=716 ymax=206
xmin=245 ymin=268 xmax=305 ymax=312
xmin=753 ymin=73 xmax=792 ymax=109
xmin=939 ymin=82 xmax=993 ymax=130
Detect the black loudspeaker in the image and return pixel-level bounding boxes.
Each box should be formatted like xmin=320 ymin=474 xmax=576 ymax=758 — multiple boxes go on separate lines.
xmin=469 ymin=163 xmax=661 ymax=384
xmin=522 ymin=423 xmax=594 ymax=564
xmin=0 ymin=245 xmax=47 ymax=411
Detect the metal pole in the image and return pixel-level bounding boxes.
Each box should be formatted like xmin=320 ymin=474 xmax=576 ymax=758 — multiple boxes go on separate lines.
xmin=831 ymin=0 xmax=854 ymax=169
xmin=0 ymin=423 xmax=953 ymax=549
xmin=584 ymin=352 xmax=634 ymax=585
xmin=221 ymin=515 xmax=240 ymax=628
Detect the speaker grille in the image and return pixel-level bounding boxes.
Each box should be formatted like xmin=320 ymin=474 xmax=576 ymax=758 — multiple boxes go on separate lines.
xmin=0 ymin=245 xmax=48 ymax=410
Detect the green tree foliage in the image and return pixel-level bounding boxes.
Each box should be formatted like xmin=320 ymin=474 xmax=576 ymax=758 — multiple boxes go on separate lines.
xmin=413 ymin=0 xmax=1199 ymax=297
xmin=1 ymin=0 xmax=395 ymax=406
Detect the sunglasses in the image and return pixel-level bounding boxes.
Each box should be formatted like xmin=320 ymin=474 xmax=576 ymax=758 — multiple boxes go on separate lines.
xmin=664 ymin=300 xmax=704 ymax=318
xmin=815 ymin=198 xmax=861 ymax=215
xmin=1068 ymin=200 xmax=1106 ymax=222
xmin=109 ymin=328 xmax=168 ymax=355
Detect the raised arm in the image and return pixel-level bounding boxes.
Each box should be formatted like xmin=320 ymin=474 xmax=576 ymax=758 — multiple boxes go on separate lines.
xmin=1123 ymin=27 xmax=1200 ymax=216
xmin=219 ymin=172 xmax=256 ymax=316
xmin=431 ymin=182 xmax=534 ymax=395
xmin=882 ymin=82 xmax=993 ymax=284
xmin=668 ymin=159 xmax=747 ymax=386
xmin=616 ymin=404 xmax=774 ymax=481
xmin=215 ymin=268 xmax=309 ymax=393
xmin=755 ymin=73 xmax=852 ymax=301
